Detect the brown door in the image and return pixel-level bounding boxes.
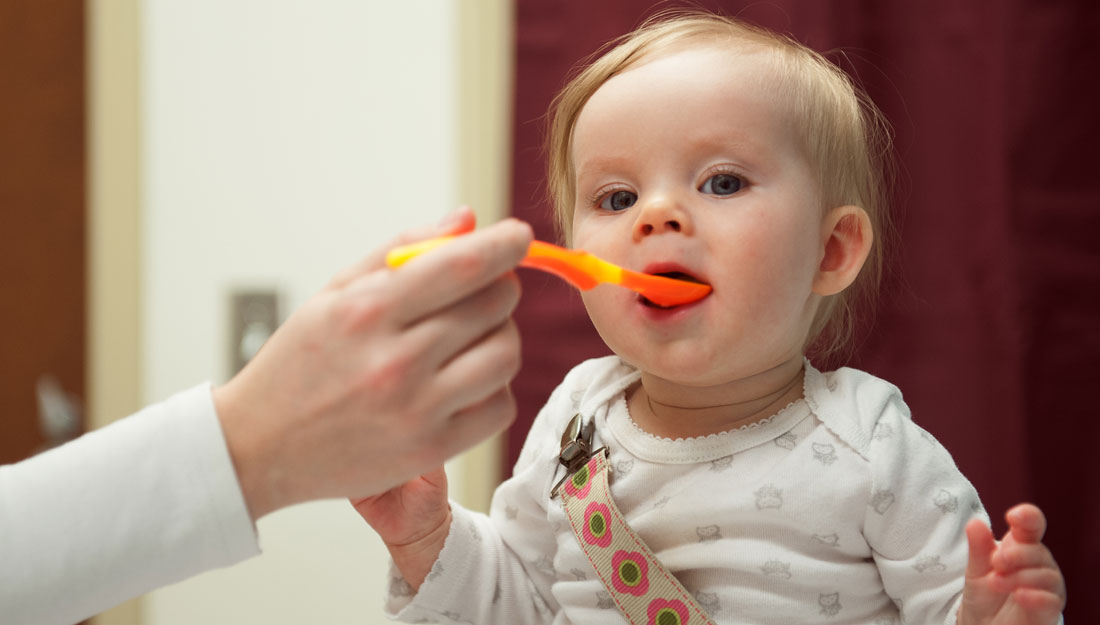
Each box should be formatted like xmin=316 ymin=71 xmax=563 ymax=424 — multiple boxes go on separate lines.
xmin=0 ymin=0 xmax=86 ymax=463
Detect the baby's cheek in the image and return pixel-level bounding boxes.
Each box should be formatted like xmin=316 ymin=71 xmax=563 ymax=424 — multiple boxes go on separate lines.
xmin=582 ymin=295 xmax=630 ymax=346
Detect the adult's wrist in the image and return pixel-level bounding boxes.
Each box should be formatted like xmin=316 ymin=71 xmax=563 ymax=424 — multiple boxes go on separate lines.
xmin=213 ymin=379 xmax=281 ymax=521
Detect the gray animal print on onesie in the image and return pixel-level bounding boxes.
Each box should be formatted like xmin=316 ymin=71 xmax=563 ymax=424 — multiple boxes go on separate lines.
xmin=755 ymin=485 xmax=783 ymax=509
xmin=819 ymin=592 xmax=842 ymax=617
xmin=696 ymin=525 xmax=722 ymax=542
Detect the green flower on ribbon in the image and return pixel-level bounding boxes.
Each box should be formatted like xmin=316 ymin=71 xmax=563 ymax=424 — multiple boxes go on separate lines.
xmin=563 ymin=459 xmax=594 ymax=499
xmin=611 ymin=550 xmax=649 ymax=596
xmin=647 ymin=598 xmax=689 ymax=625
xmin=582 ymin=501 xmax=612 ymax=547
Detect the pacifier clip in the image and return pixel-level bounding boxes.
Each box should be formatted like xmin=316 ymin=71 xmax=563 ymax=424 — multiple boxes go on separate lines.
xmin=552 ymin=414 xmax=716 ymax=625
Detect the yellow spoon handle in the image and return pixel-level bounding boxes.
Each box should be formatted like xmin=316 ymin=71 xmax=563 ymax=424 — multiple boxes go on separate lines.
xmin=522 ymin=241 xmax=622 ymax=290
xmin=386 ymin=237 xmax=618 ymax=290
xmin=385 ymin=236 xmax=457 ymax=267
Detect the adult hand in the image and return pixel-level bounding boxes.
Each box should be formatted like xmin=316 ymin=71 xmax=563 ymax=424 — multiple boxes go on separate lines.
xmin=213 ymin=208 xmax=533 ymax=519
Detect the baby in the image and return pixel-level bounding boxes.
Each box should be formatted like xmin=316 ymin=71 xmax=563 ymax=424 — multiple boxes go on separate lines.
xmin=356 ymin=12 xmax=1065 ymax=625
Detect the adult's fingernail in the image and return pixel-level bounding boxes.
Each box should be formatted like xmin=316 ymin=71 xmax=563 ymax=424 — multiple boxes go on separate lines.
xmin=438 ymin=206 xmax=471 ymax=228
xmin=437 ymin=211 xmax=459 ymax=228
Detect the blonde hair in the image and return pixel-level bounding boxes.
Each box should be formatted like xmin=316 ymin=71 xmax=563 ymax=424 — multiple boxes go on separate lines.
xmin=545 ymin=11 xmax=894 ymax=362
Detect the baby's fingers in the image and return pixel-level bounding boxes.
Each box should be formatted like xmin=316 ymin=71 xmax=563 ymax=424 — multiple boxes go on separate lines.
xmin=965 ymin=518 xmax=997 ymax=578
xmin=1011 ymin=588 xmax=1067 ymax=617
xmin=989 ymin=541 xmax=1066 ymax=615
xmin=990 ymin=570 xmax=1067 ymax=621
xmin=1005 ymin=502 xmax=1047 ymax=544
xmin=989 ymin=567 xmax=1065 ymax=595
xmin=993 ymin=541 xmax=1058 ymax=574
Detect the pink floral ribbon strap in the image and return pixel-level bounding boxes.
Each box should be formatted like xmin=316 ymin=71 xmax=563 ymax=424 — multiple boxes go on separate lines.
xmin=554 ymin=416 xmax=715 ymax=625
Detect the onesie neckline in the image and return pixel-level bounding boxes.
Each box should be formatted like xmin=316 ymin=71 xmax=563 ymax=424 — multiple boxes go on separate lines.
xmin=599 ymin=364 xmax=813 ymax=465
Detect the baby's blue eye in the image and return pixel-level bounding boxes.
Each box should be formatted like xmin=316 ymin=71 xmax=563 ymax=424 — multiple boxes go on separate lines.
xmin=600 ymin=190 xmax=637 ymax=211
xmin=700 ymin=173 xmax=743 ymax=196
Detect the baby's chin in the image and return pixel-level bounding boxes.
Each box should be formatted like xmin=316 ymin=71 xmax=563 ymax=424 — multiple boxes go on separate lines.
xmin=619 ymin=344 xmax=788 ymax=388
xmin=617 ymin=350 xmax=728 ymax=385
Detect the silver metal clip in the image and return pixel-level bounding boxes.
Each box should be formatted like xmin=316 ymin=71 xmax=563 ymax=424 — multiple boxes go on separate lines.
xmin=550 ymin=414 xmax=608 ymax=499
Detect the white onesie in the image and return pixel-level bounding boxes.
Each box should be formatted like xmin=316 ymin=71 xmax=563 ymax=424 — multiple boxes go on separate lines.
xmin=387 ymin=356 xmax=988 ymax=625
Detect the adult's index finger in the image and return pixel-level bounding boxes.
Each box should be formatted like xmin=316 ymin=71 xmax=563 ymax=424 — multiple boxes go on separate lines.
xmin=388 ymin=219 xmax=533 ymax=326
xmin=327 ymin=208 xmax=478 ymax=291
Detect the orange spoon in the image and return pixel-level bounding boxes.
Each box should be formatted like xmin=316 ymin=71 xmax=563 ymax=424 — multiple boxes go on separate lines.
xmin=386 ymin=236 xmax=712 ymax=307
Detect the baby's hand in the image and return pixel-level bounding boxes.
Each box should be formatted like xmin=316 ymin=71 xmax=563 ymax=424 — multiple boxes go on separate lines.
xmin=352 ymin=467 xmax=451 ymax=591
xmin=958 ymin=503 xmax=1065 ymax=625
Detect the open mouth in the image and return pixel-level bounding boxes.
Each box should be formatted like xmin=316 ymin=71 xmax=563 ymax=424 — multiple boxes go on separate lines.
xmin=639 ymin=271 xmax=709 ymax=309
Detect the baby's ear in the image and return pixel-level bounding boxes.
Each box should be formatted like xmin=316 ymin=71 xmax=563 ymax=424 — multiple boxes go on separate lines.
xmin=812 ymin=205 xmax=872 ymax=296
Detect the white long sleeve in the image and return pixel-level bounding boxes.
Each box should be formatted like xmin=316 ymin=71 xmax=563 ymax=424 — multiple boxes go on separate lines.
xmin=0 ymin=384 xmax=260 ymax=625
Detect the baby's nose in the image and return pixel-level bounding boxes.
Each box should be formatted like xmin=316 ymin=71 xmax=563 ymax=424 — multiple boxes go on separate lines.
xmin=638 ymin=218 xmax=681 ymax=236
xmin=633 ymin=198 xmax=690 ymax=238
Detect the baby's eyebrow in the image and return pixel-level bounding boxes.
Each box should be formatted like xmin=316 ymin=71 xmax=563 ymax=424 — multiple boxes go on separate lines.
xmin=574 ymin=155 xmax=636 ymax=178
xmin=684 ymin=130 xmax=766 ymax=159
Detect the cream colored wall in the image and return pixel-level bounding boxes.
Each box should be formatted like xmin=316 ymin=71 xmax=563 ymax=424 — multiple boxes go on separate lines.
xmin=451 ymin=0 xmax=516 ymax=515
xmin=87 ymin=0 xmax=143 ymax=623
xmin=86 ymin=1 xmax=514 ymax=624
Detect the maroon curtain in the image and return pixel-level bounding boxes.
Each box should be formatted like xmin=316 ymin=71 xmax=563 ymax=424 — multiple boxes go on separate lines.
xmin=508 ymin=1 xmax=1098 ymax=619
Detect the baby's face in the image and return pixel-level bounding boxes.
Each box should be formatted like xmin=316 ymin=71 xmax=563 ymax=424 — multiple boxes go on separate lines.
xmin=570 ymin=46 xmax=827 ymax=385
